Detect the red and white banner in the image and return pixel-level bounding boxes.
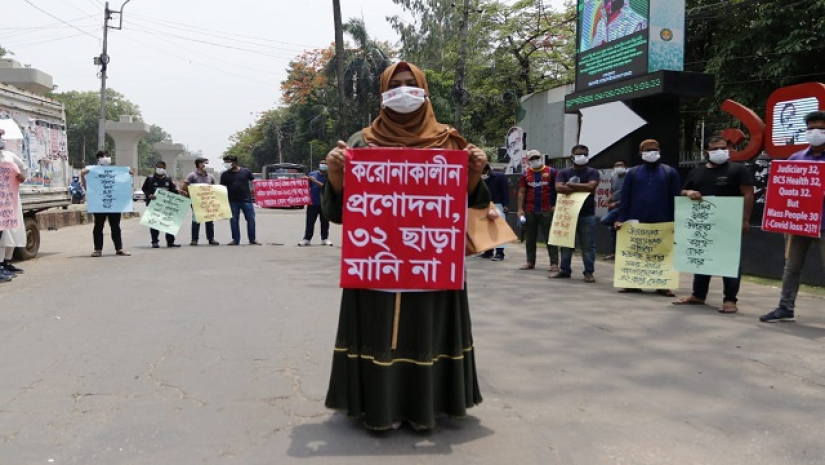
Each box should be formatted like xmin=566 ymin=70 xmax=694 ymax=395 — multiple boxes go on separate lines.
xmin=254 ymin=178 xmax=311 ymax=208
xmin=340 ymin=148 xmax=468 ymax=290
xmin=0 ymin=162 xmax=21 ymax=231
xmin=762 ymin=160 xmax=825 ymax=237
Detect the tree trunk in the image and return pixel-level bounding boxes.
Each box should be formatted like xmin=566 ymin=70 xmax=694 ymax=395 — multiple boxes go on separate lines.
xmin=332 ymin=0 xmax=346 ymax=138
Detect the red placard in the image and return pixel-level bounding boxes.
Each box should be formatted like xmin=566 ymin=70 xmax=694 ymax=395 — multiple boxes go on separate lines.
xmin=340 ymin=148 xmax=468 ymax=290
xmin=762 ymin=161 xmax=825 ymax=237
xmin=253 ymin=178 xmax=311 ymax=208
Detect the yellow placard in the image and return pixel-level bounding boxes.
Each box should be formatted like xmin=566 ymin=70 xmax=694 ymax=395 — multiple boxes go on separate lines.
xmin=548 ymin=192 xmax=591 ymax=248
xmin=189 ymin=184 xmax=232 ymax=223
xmin=613 ymin=221 xmax=680 ymax=289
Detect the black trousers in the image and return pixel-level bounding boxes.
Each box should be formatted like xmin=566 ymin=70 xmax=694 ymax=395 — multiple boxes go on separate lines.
xmin=150 ymin=228 xmax=175 ymax=246
xmin=93 ymin=213 xmax=123 ymax=251
xmin=304 ymin=204 xmax=329 ymax=241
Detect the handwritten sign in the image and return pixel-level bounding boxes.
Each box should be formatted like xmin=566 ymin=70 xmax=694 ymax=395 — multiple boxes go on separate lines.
xmin=139 ymin=189 xmax=192 ymax=235
xmin=86 ymin=166 xmax=133 ymax=213
xmin=341 ymin=148 xmax=467 ymax=290
xmin=0 ymin=162 xmax=21 ymax=231
xmin=762 ymin=160 xmax=825 ymax=237
xmin=189 ymin=184 xmax=232 ymax=223
xmin=614 ymin=221 xmax=680 ymax=289
xmin=674 ymin=197 xmax=743 ymax=278
xmin=549 ymin=192 xmax=590 ymax=248
xmin=595 ymin=168 xmax=614 ymax=217
xmin=254 ymin=178 xmax=311 ymax=208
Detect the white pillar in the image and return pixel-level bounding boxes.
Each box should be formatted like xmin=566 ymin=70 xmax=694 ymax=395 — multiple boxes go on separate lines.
xmin=153 ymin=139 xmax=185 ymax=180
xmin=106 ymin=115 xmax=150 ymax=189
xmin=176 ymin=153 xmax=197 ymax=181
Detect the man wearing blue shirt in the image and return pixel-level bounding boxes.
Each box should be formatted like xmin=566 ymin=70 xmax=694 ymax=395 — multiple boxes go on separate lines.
xmin=761 ymin=111 xmax=825 ymax=323
xmin=299 ymin=163 xmax=332 ymax=246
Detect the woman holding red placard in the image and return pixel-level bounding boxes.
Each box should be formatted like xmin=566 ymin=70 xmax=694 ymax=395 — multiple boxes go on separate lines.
xmin=323 ymin=62 xmax=491 ymax=431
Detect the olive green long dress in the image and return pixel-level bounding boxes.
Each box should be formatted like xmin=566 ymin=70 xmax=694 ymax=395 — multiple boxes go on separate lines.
xmin=323 ymin=134 xmax=490 ymax=430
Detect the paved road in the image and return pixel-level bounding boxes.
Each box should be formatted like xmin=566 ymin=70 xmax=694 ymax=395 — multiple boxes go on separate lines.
xmin=1 ymin=207 xmax=824 ymax=464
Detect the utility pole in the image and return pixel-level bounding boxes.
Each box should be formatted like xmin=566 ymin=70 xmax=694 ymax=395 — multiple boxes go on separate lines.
xmin=453 ymin=0 xmax=471 ymax=132
xmin=95 ymin=0 xmax=131 ymax=151
xmin=275 ymin=125 xmax=283 ymax=164
xmin=332 ymin=0 xmax=346 ymax=138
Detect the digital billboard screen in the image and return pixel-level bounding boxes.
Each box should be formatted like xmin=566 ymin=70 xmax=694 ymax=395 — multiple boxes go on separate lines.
xmin=770 ymin=97 xmax=819 ymax=147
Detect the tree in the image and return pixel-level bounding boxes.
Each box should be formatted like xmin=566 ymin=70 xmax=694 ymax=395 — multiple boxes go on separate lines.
xmin=0 ymin=45 xmax=8 ymax=58
xmin=339 ymin=18 xmax=393 ymax=128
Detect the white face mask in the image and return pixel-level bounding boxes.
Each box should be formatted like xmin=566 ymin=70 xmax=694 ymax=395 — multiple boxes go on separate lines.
xmin=614 ymin=167 xmax=626 ymax=176
xmin=155 ymin=168 xmax=166 ymax=175
xmin=707 ymin=149 xmax=730 ymax=165
xmin=572 ymin=155 xmax=589 ymax=166
xmin=99 ymin=157 xmax=112 ymax=165
xmin=381 ymin=86 xmax=427 ymax=114
xmin=641 ymin=151 xmax=661 ymax=163
xmin=319 ymin=164 xmax=328 ymax=172
xmin=481 ymin=173 xmax=490 ymax=180
xmin=223 ymin=162 xmax=234 ymax=170
xmin=529 ymin=160 xmax=543 ymax=169
xmin=806 ymin=128 xmax=825 ymax=147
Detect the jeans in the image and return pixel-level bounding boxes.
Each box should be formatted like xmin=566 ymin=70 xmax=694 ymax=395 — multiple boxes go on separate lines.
xmin=304 ymin=204 xmax=329 ymax=241
xmin=150 ymin=229 xmax=175 ymax=246
xmin=693 ymin=272 xmax=741 ymax=303
xmin=230 ymin=201 xmax=256 ymax=243
xmin=560 ymin=215 xmax=597 ymax=275
xmin=93 ymin=213 xmax=122 ymax=251
xmin=524 ymin=210 xmax=558 ymax=266
xmin=601 ymin=208 xmax=620 ymax=253
xmin=778 ymin=234 xmax=825 ymax=311
xmin=191 ymin=220 xmax=214 ymax=242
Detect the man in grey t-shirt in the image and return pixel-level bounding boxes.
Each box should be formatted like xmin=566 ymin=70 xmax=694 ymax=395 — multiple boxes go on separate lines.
xmin=600 ymin=160 xmax=627 ymax=260
xmin=182 ymin=157 xmax=219 ymax=246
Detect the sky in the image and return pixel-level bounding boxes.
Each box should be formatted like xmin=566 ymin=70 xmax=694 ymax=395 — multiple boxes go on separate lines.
xmin=3 ymin=0 xmax=565 ymax=165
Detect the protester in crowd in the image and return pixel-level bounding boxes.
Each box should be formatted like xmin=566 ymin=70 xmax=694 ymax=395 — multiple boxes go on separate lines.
xmin=614 ymin=139 xmax=681 ymax=296
xmin=553 ymin=145 xmax=600 ymax=282
xmin=181 ymin=157 xmax=219 ymax=246
xmin=672 ymin=136 xmax=754 ymax=313
xmin=220 ymin=155 xmax=260 ymax=246
xmin=81 ymin=150 xmax=131 ymax=257
xmin=299 ymin=163 xmax=332 ymax=246
xmin=480 ymin=163 xmax=510 ymax=261
xmin=760 ymin=111 xmax=825 ymax=323
xmin=70 ymin=176 xmax=85 ymax=204
xmin=601 ymin=160 xmax=627 ymax=260
xmin=323 ymin=61 xmax=490 ymax=431
xmin=141 ymin=160 xmax=181 ymax=249
xmin=0 ymin=130 xmax=26 ymax=279
xmin=516 ymin=150 xmax=559 ymax=272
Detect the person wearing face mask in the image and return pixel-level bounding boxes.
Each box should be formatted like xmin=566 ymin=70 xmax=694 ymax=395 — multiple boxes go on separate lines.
xmin=323 ymin=61 xmax=490 ymax=431
xmin=81 ymin=150 xmax=132 ymax=257
xmin=615 ymin=139 xmax=681 ymax=296
xmin=673 ymin=136 xmax=754 ymax=313
xmin=517 ymin=150 xmax=559 ymax=272
xmin=760 ymin=111 xmax=825 ymax=323
xmin=552 ymin=145 xmax=600 ymax=282
xmin=478 ymin=163 xmax=510 ymax=261
xmin=219 ymin=155 xmax=261 ymax=245
xmin=141 ymin=160 xmax=181 ymax=249
xmin=298 ymin=162 xmax=332 ymax=246
xmin=0 ymin=130 xmax=28 ymax=280
xmin=600 ymin=160 xmax=628 ymax=260
xmin=182 ymin=157 xmax=219 ymax=246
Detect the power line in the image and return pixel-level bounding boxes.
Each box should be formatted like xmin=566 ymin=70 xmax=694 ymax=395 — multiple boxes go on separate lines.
xmin=20 ymin=0 xmax=99 ymax=41
xmin=3 ymin=32 xmax=91 ymax=49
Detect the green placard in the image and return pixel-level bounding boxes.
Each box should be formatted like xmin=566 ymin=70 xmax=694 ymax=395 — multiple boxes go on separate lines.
xmin=139 ymin=189 xmax=192 ymax=236
xmin=674 ymin=196 xmax=743 ymax=278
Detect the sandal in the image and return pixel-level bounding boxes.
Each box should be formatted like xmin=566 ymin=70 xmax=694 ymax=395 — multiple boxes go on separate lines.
xmin=718 ymin=302 xmax=739 ymax=314
xmin=549 ymin=271 xmax=571 ymax=279
xmin=115 ymin=250 xmax=131 ymax=256
xmin=548 ymin=264 xmax=559 ymax=272
xmin=91 ymin=251 xmax=102 ymax=257
xmin=519 ymin=263 xmax=535 ymax=270
xmin=672 ymin=296 xmax=705 ymax=306
xmin=656 ymin=290 xmax=677 ymax=298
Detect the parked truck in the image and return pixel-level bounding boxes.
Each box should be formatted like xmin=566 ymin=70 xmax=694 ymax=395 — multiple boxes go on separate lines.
xmin=0 ymin=81 xmax=72 ymax=259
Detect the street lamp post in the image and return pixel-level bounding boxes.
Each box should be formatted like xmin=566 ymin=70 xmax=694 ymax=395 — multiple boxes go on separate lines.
xmin=95 ymin=0 xmax=132 ymax=151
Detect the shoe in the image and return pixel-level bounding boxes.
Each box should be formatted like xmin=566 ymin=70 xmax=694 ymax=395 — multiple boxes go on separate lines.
xmin=298 ymin=239 xmax=310 ymax=246
xmin=168 ymin=244 xmax=181 ymax=248
xmin=115 ymin=250 xmax=131 ymax=256
xmin=583 ymin=273 xmax=596 ymax=283
xmin=491 ymin=253 xmax=505 ymax=262
xmin=227 ymin=241 xmax=239 ymax=246
xmin=1 ymin=268 xmax=16 ymax=279
xmin=549 ymin=271 xmax=572 ymax=279
xmin=91 ymin=250 xmax=102 ymax=257
xmin=480 ymin=251 xmax=494 ymax=259
xmin=151 ymin=243 xmax=160 ymax=249
xmin=249 ymin=240 xmax=262 ymax=245
xmin=2 ymin=263 xmax=23 ymax=274
xmin=208 ymin=240 xmax=220 ymax=246
xmin=190 ymin=241 xmax=198 ymax=246
xmin=759 ymin=307 xmax=795 ymax=323
xmin=0 ymin=274 xmax=11 ymax=282
xmin=322 ymin=239 xmax=334 ymax=246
